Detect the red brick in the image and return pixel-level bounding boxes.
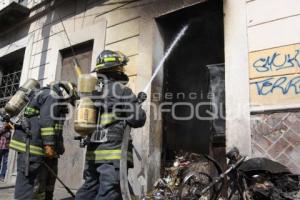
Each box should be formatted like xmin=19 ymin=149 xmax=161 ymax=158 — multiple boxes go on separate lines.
xmin=265 ymin=113 xmax=289 ymax=128
xmin=253 ymin=134 xmax=272 ymax=150
xmin=285 ymin=145 xmax=294 ymax=155
xmin=268 ymin=138 xmax=289 ymax=158
xmin=276 ymin=153 xmax=290 ymax=164
xmin=287 ymin=162 xmax=300 ymax=174
xmin=255 ymin=122 xmax=273 ymax=136
xmin=283 ymin=115 xmax=300 ymax=135
xmin=252 ymin=143 xmax=266 ymax=157
xmin=265 ymin=125 xmax=287 ymax=142
xmin=284 ymin=130 xmax=300 ymax=146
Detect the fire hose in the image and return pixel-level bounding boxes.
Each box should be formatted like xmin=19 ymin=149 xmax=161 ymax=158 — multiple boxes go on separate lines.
xmin=41 ymin=161 xmax=75 ymax=198
xmin=120 ymin=92 xmax=147 ymax=200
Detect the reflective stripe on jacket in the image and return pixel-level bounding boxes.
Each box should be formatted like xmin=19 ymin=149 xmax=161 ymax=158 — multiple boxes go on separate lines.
xmin=24 ymin=106 xmax=40 ymax=117
xmin=55 ymin=124 xmax=63 ymax=131
xmin=10 ymin=87 xmax=62 ymax=155
xmin=86 ymin=149 xmax=133 ymax=162
xmin=86 ymin=79 xmax=146 ymax=163
xmin=98 ymin=113 xmax=117 ymax=126
xmin=9 ymin=139 xmax=45 ymax=156
xmin=41 ymin=127 xmax=55 ymax=136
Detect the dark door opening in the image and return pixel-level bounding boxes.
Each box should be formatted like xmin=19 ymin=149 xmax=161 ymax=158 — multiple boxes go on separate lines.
xmin=156 ymin=1 xmax=225 ymax=161
xmin=0 ymin=48 xmax=25 ymax=107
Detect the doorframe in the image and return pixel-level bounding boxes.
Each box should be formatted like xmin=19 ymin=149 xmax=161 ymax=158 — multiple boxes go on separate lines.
xmin=223 ymin=0 xmax=251 ymax=156
xmin=137 ymin=0 xmax=251 ymax=192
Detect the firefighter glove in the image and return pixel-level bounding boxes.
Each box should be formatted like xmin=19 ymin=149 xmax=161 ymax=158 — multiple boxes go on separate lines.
xmin=44 ymin=145 xmax=57 ymax=158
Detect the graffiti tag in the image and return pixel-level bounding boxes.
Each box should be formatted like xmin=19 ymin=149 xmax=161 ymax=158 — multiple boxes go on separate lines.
xmin=251 ymin=75 xmax=300 ymax=96
xmin=253 ymin=49 xmax=300 ymax=73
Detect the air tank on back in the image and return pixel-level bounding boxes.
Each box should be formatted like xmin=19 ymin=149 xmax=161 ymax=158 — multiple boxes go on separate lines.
xmin=74 ymin=74 xmax=98 ymax=136
xmin=5 ymin=79 xmax=40 ymax=117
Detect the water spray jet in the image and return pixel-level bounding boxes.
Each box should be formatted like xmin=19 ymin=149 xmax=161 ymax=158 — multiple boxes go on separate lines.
xmin=142 ymin=25 xmax=189 ymax=93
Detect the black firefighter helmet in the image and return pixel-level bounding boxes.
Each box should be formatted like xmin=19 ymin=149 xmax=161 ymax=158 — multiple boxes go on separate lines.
xmin=93 ymin=50 xmax=129 ymax=73
xmin=93 ymin=50 xmax=129 ymax=84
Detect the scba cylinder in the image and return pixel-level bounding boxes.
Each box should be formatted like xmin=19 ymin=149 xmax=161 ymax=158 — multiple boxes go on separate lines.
xmin=78 ymin=74 xmax=98 ymax=93
xmin=5 ymin=79 xmax=40 ymax=117
xmin=74 ymin=74 xmax=98 ymax=136
xmin=74 ymin=97 xmax=97 ymax=136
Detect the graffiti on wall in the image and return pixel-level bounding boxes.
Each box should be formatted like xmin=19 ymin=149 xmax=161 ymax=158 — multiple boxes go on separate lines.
xmin=250 ymin=44 xmax=300 ymax=107
xmin=252 ymin=50 xmax=300 ymax=73
xmin=249 ymin=44 xmax=300 ymax=79
xmin=251 ymin=75 xmax=300 ymax=96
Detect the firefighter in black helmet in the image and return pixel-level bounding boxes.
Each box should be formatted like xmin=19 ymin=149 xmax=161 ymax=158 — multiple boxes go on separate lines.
xmin=75 ymin=50 xmax=146 ymax=200
xmin=9 ymin=81 xmax=75 ymax=200
xmin=36 ymin=82 xmax=77 ymax=200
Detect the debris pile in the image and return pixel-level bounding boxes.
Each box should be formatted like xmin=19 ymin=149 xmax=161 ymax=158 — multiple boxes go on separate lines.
xmin=144 ymin=152 xmax=214 ymax=200
xmin=239 ymin=158 xmax=300 ymax=200
xmin=144 ymin=148 xmax=300 ymax=200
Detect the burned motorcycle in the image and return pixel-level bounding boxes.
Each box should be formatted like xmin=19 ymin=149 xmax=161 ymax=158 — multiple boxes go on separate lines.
xmin=145 ymin=152 xmax=223 ymax=200
xmin=182 ymin=147 xmax=300 ymax=200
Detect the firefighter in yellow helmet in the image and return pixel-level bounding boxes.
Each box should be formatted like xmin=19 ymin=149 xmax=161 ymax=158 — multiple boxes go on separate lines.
xmin=75 ymin=50 xmax=146 ymax=200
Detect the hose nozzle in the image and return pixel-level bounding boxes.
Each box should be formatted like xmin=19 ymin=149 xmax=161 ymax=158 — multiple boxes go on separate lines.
xmin=137 ymin=92 xmax=147 ymax=104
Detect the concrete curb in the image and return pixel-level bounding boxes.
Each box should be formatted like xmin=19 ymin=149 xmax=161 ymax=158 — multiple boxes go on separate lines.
xmin=0 ymin=182 xmax=15 ymax=189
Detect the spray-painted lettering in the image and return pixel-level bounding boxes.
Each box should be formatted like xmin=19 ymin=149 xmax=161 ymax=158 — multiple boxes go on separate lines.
xmin=251 ymin=75 xmax=300 ymax=96
xmin=253 ymin=49 xmax=300 ymax=73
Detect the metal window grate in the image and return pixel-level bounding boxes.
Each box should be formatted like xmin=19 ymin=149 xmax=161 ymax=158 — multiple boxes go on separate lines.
xmin=0 ymin=70 xmax=21 ymax=108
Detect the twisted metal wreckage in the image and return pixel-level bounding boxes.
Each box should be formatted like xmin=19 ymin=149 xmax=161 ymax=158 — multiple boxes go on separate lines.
xmin=144 ymin=147 xmax=300 ymax=200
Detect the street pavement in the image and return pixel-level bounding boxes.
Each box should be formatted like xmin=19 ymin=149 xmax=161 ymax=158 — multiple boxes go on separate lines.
xmin=0 ymin=182 xmax=75 ymax=200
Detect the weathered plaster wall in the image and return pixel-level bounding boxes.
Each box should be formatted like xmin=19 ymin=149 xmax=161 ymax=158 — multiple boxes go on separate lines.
xmin=224 ymin=0 xmax=251 ymax=156
xmin=0 ymin=0 xmax=212 ymax=194
xmin=25 ymin=0 xmax=145 ymax=192
xmin=247 ymin=0 xmax=300 ymax=173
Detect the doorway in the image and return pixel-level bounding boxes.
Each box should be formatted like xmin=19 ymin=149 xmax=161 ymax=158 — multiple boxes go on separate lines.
xmin=156 ymin=1 xmax=225 ymax=161
xmin=57 ymin=40 xmax=94 ymax=190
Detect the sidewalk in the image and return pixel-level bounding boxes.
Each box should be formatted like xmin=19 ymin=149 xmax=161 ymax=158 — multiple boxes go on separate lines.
xmin=0 ymin=182 xmax=14 ymax=200
xmin=0 ymin=182 xmax=75 ymax=200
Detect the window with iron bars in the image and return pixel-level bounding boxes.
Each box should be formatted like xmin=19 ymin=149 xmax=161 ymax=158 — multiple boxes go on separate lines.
xmin=0 ymin=70 xmax=22 ymax=108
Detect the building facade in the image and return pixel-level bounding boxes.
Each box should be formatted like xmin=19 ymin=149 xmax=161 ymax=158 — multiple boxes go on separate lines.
xmin=0 ymin=0 xmax=299 ymax=196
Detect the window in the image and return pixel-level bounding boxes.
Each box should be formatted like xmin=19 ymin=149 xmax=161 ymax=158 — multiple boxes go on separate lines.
xmin=0 ymin=48 xmax=25 ymax=108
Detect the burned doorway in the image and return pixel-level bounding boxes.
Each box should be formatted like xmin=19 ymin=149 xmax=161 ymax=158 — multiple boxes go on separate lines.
xmin=156 ymin=1 xmax=225 ymax=161
xmin=56 ymin=40 xmax=93 ymax=190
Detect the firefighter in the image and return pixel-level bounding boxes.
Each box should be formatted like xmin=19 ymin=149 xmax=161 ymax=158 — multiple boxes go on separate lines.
xmin=75 ymin=50 xmax=146 ymax=200
xmin=9 ymin=81 xmax=74 ymax=200
xmin=36 ymin=82 xmax=76 ymax=200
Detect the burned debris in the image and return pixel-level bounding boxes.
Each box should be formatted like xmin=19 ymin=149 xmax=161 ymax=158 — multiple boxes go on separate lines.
xmin=145 ymin=148 xmax=300 ymax=200
xmin=144 ymin=151 xmax=223 ymax=200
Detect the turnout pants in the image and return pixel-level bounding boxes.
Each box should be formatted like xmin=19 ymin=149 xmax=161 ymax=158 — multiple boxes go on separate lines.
xmin=15 ymin=153 xmax=42 ymax=200
xmin=36 ymin=158 xmax=58 ymax=200
xmin=75 ymin=162 xmax=122 ymax=200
